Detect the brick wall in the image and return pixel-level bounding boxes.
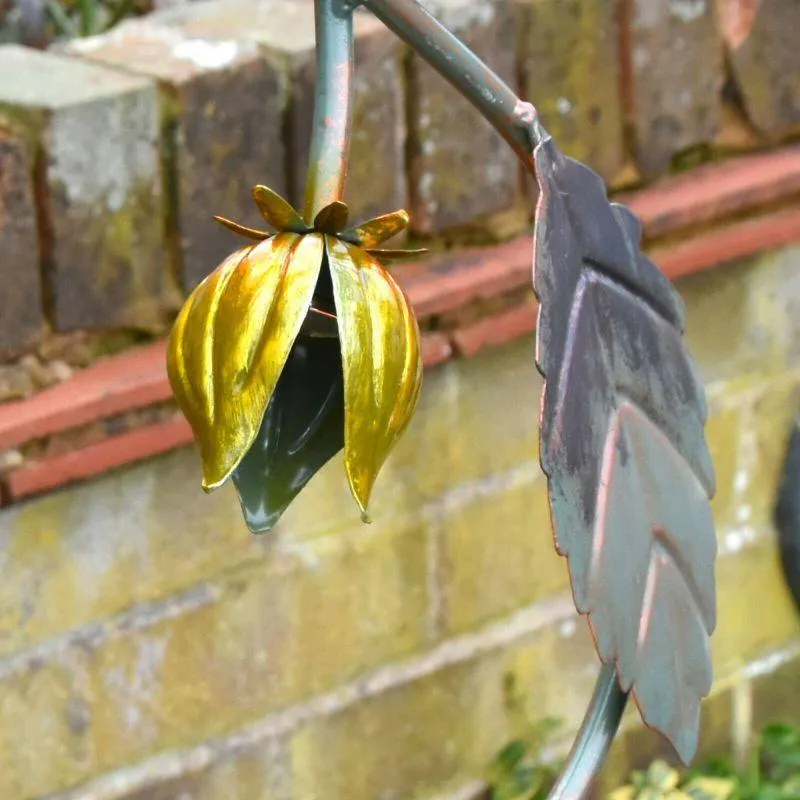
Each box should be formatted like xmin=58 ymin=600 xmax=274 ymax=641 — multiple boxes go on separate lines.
xmin=0 ymin=0 xmax=798 ymax=797
xmin=0 ymin=245 xmax=796 ymax=799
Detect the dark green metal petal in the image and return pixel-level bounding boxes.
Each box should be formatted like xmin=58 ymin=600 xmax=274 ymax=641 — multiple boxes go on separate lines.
xmin=231 ymin=335 xmax=344 ymax=533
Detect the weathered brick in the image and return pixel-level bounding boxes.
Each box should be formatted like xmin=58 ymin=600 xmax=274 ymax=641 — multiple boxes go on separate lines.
xmin=679 ymin=246 xmax=800 ymax=383
xmin=517 ymin=0 xmax=624 ymax=184
xmin=149 ymin=0 xmax=405 ymax=226
xmin=273 ymin=337 xmax=543 ymax=541
xmin=386 ymin=338 xmax=543 ymax=510
xmin=0 ymin=520 xmax=428 ymax=798
xmin=95 ymin=740 xmax=291 ymax=800
xmin=0 ymin=45 xmax=176 ymax=331
xmin=407 ymin=0 xmax=519 ymax=234
xmin=751 ymin=646 xmax=800 ymax=732
xmin=721 ymin=0 xmax=800 ymax=140
xmin=290 ymin=619 xmax=598 ymax=800
xmin=0 ymin=124 xmax=43 ymax=356
xmin=437 ymin=474 xmax=569 ymax=635
xmin=66 ymin=20 xmax=285 ymax=291
xmin=714 ymin=538 xmax=800 ymax=679
xmin=624 ymin=0 xmax=723 ymax=178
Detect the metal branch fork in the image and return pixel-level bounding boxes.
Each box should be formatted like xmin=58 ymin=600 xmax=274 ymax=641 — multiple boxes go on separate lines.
xmin=167 ymin=0 xmax=717 ymax=795
xmin=302 ymin=0 xmax=718 ymax=797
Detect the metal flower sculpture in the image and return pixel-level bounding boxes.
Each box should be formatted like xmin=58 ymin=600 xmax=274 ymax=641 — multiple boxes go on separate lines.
xmin=166 ymin=0 xmax=719 ymax=796
xmin=167 ymin=185 xmax=424 ymax=532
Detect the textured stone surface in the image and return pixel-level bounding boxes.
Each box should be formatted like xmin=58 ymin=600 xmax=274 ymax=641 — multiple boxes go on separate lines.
xmin=437 ymin=475 xmax=567 ymax=635
xmin=67 ymin=20 xmax=284 ymax=291
xmin=288 ymin=9 xmax=406 ymax=224
xmin=149 ymin=0 xmax=405 ymax=226
xmin=0 ymin=125 xmax=43 ymax=355
xmin=626 ymin=0 xmax=723 ymax=178
xmin=0 ymin=45 xmax=175 ymax=332
xmin=407 ymin=0 xmax=519 ymax=233
xmin=721 ymin=0 xmax=800 ymax=139
xmin=517 ymin=0 xmax=624 ymax=184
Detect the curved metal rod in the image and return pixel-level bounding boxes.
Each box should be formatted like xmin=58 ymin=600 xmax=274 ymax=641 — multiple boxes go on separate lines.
xmin=306 ymin=3 xmax=628 ymax=795
xmin=549 ymin=663 xmax=629 ymax=799
xmin=362 ymin=0 xmax=541 ymax=174
xmin=304 ymin=0 xmax=355 ymax=222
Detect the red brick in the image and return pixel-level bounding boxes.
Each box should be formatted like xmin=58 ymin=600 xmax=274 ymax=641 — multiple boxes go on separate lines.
xmin=396 ymin=238 xmax=533 ymax=318
xmin=0 ymin=341 xmax=171 ymax=451
xmin=624 ymin=145 xmax=800 ymax=239
xmin=451 ymin=298 xmax=538 ymax=359
xmin=421 ymin=331 xmax=453 ymax=368
xmin=2 ymin=415 xmax=192 ymax=501
xmin=651 ymin=207 xmax=800 ymax=281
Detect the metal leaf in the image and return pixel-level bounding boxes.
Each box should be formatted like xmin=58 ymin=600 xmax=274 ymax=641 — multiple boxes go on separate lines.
xmin=232 ymin=336 xmax=345 ymax=533
xmin=252 ymin=185 xmax=309 ymax=233
xmin=532 ymin=135 xmax=717 ymax=764
xmin=342 ymin=209 xmax=410 ymax=247
xmin=213 ymin=215 xmax=269 ymax=241
xmin=366 ymin=248 xmax=429 ymax=262
xmin=314 ymin=200 xmax=350 ymax=233
xmin=325 ymin=235 xmax=423 ymax=517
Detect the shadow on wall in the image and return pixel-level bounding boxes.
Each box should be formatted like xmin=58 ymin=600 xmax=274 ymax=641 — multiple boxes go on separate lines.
xmin=777 ymin=415 xmax=800 ymax=612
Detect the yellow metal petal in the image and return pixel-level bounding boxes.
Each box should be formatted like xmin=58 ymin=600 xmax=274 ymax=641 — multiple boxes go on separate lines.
xmin=252 ymin=185 xmax=308 ymax=232
xmin=167 ymin=233 xmax=325 ymax=490
xmin=366 ymin=247 xmax=428 ymax=262
xmin=343 ymin=209 xmax=410 ymax=248
xmin=313 ymin=200 xmax=349 ymax=233
xmin=213 ymin=215 xmax=269 ymax=241
xmin=326 ymin=235 xmax=423 ymax=516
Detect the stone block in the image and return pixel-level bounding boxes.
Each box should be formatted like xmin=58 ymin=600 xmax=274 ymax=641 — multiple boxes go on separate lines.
xmin=517 ymin=0 xmax=624 ymax=184
xmin=290 ymin=620 xmax=598 ymax=800
xmin=0 ymin=45 xmax=175 ymax=331
xmin=0 ymin=124 xmax=43 ymax=355
xmin=67 ymin=20 xmax=285 ymax=291
xmin=626 ymin=0 xmax=723 ymax=178
xmin=720 ymin=0 xmax=800 ymax=139
xmin=149 ymin=0 xmax=406 ymax=226
xmin=406 ymin=0 xmax=519 ymax=233
xmin=437 ymin=475 xmax=569 ymax=635
xmin=714 ymin=538 xmax=800 ymax=680
xmin=0 ymin=519 xmax=428 ymax=797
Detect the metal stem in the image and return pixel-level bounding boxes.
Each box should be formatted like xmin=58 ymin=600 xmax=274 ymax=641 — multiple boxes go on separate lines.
xmin=304 ymin=0 xmax=355 ymax=223
xmin=548 ymin=663 xmax=629 ymax=799
xmin=362 ymin=0 xmax=541 ymax=174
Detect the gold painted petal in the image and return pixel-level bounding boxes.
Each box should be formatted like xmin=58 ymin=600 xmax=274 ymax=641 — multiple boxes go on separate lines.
xmin=252 ymin=185 xmax=308 ymax=233
xmin=326 ymin=235 xmax=423 ymax=517
xmin=342 ymin=209 xmax=410 ymax=248
xmin=313 ymin=200 xmax=349 ymax=234
xmin=167 ymin=233 xmax=325 ymax=491
xmin=213 ymin=215 xmax=270 ymax=241
xmin=366 ymin=248 xmax=428 ymax=262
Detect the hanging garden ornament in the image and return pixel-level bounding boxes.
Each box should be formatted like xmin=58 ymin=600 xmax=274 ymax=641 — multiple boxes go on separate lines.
xmin=166 ymin=184 xmax=426 ymax=533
